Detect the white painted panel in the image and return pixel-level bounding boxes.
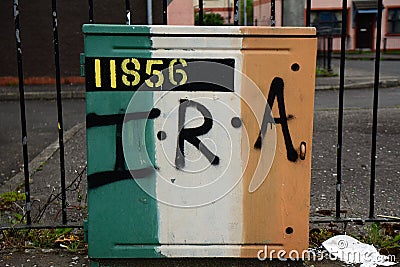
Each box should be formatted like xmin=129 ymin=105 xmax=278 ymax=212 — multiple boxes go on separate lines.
xmin=154 ymin=91 xmax=244 ymax=244
xmin=150 ymin=26 xmax=242 ymax=50
xmin=151 ymin=37 xmax=242 ymax=50
xmin=150 ymin=25 xmax=240 ymax=35
xmin=156 ymin=245 xmax=241 ymax=257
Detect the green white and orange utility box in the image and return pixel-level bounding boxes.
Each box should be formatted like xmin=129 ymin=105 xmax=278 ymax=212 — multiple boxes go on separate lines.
xmin=82 ymin=25 xmax=317 ymax=264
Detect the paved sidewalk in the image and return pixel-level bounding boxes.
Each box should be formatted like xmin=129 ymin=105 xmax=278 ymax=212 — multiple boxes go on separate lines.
xmin=0 ymin=84 xmax=85 ymax=101
xmin=0 ymin=76 xmax=398 ymax=101
xmin=1 ymin=56 xmax=399 ymax=101
xmin=332 ymin=52 xmax=400 ymax=61
xmin=3 ymin=109 xmax=399 ymax=266
xmin=0 ymin=56 xmax=399 ymax=266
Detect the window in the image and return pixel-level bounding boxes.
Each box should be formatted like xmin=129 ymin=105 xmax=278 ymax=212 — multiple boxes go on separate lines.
xmin=388 ymin=8 xmax=400 ymax=34
xmin=310 ymin=10 xmax=342 ymax=36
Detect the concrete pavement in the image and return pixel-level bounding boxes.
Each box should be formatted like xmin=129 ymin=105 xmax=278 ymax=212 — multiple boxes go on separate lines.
xmin=0 ymin=58 xmax=399 ymax=266
xmin=0 ymin=55 xmax=400 ymax=101
xmin=3 ymin=57 xmax=399 ymax=206
xmin=1 ymin=77 xmax=398 ymax=101
xmin=2 ymin=108 xmax=397 ymax=266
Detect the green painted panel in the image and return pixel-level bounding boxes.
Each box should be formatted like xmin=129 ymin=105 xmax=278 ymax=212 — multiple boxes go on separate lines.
xmin=86 ymin=92 xmax=155 ymax=175
xmin=87 ymin=180 xmax=161 ymax=258
xmin=83 ymin=24 xmax=152 ymax=35
xmin=84 ymin=24 xmax=160 ymax=259
xmin=83 ymin=25 xmax=152 ymax=58
xmin=86 ymin=91 xmax=160 ymax=258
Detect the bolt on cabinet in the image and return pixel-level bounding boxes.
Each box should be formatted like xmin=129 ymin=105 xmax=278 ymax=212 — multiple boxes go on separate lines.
xmin=83 ymin=25 xmax=317 ymax=261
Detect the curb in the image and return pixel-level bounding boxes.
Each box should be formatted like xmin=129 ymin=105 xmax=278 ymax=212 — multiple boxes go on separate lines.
xmin=0 ymin=122 xmax=85 ymax=194
xmin=332 ymin=55 xmax=400 ymax=61
xmin=315 ymin=79 xmax=400 ymax=91
xmin=0 ymin=80 xmax=399 ymax=100
xmin=0 ymin=91 xmax=85 ymax=101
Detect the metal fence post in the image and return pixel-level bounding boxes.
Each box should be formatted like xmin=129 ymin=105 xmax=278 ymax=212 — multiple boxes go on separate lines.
xmin=306 ymin=0 xmax=311 ymax=27
xmin=234 ymin=0 xmax=239 ymax=25
xmin=369 ymin=0 xmax=383 ymax=219
xmin=51 ymin=0 xmax=67 ymax=225
xmin=323 ymin=35 xmax=327 ymax=69
xmin=147 ymin=0 xmax=153 ymax=25
xmin=163 ymin=0 xmax=168 ymax=25
xmin=125 ymin=0 xmax=131 ymax=25
xmin=336 ymin=0 xmax=348 ymax=219
xmin=271 ymin=0 xmax=275 ymax=26
xmin=327 ymin=35 xmax=333 ymax=72
xmin=88 ymin=0 xmax=94 ymax=23
xmin=199 ymin=0 xmax=204 ymax=25
xmin=13 ymin=0 xmax=32 ymax=226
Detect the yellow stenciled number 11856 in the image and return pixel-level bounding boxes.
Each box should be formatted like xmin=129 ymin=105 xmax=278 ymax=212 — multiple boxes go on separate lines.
xmin=94 ymin=58 xmax=188 ymax=90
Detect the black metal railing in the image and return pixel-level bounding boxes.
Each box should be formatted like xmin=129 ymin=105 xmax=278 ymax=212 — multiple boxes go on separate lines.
xmin=308 ymin=0 xmax=400 ymax=224
xmin=316 ymin=33 xmax=333 ymax=72
xmin=4 ymin=0 xmax=399 ymax=230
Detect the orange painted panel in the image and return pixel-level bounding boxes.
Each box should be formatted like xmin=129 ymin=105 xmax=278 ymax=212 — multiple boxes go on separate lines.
xmin=240 ymin=27 xmax=317 ymax=257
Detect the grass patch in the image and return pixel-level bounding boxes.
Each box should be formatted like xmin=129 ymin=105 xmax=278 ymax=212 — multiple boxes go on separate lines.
xmin=316 ymin=68 xmax=338 ymax=77
xmin=0 ymin=191 xmax=27 ymax=225
xmin=310 ymin=223 xmax=400 ymax=255
xmin=34 ymin=161 xmax=47 ymax=173
xmin=358 ymin=223 xmax=400 ymax=255
xmin=0 ymin=191 xmax=26 ymax=206
xmin=0 ymin=228 xmax=86 ymax=252
xmin=343 ymin=50 xmax=374 ymax=55
xmin=384 ymin=50 xmax=400 ymax=55
xmin=309 ymin=227 xmax=339 ymax=248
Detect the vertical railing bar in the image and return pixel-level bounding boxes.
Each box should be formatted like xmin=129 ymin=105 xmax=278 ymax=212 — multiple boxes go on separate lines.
xmin=13 ymin=0 xmax=31 ymax=225
xmin=306 ymin=0 xmax=312 ymax=27
xmin=234 ymin=0 xmax=239 ymax=26
xmin=369 ymin=0 xmax=383 ymax=219
xmin=323 ymin=36 xmax=327 ymax=69
xmin=243 ymin=0 xmax=247 ymax=26
xmin=51 ymin=0 xmax=67 ymax=225
xmin=199 ymin=0 xmax=204 ymax=25
xmin=163 ymin=0 xmax=168 ymax=25
xmin=147 ymin=0 xmax=153 ymax=25
xmin=328 ymin=35 xmax=333 ymax=72
xmin=336 ymin=0 xmax=348 ymax=219
xmin=270 ymin=0 xmax=275 ymax=26
xmin=88 ymin=0 xmax=94 ymax=23
xmin=125 ymin=0 xmax=131 ymax=25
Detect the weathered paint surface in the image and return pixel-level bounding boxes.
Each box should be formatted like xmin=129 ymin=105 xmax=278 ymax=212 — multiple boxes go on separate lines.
xmin=240 ymin=27 xmax=317 ymax=257
xmin=84 ymin=25 xmax=162 ymax=258
xmin=84 ymin=25 xmax=317 ymax=259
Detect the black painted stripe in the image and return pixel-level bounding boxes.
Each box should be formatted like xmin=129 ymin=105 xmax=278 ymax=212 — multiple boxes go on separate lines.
xmin=86 ymin=109 xmax=160 ymax=128
xmin=88 ymin=167 xmax=155 ymax=189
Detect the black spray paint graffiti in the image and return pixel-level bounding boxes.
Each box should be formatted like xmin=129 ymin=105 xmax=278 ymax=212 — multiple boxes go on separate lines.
xmin=254 ymin=77 xmax=299 ymax=162
xmin=87 ymin=76 xmax=303 ymax=188
xmin=86 ymin=109 xmax=160 ymax=189
xmin=175 ymin=99 xmax=220 ymax=169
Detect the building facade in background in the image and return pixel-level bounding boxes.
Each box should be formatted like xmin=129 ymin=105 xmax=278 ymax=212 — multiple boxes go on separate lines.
xmin=168 ymin=0 xmax=194 ymax=25
xmin=253 ymin=0 xmax=282 ymax=26
xmin=254 ymin=0 xmax=400 ymax=50
xmin=193 ymin=0 xmax=235 ymax=24
xmin=0 ymin=0 xmax=193 ymax=78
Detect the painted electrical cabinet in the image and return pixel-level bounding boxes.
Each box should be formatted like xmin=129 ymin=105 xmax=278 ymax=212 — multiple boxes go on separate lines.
xmin=83 ymin=25 xmax=317 ymax=261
